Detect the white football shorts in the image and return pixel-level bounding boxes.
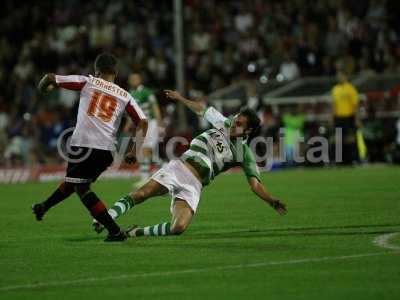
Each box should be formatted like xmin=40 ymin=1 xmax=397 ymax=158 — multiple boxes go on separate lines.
xmin=151 ymin=159 xmax=202 ymax=213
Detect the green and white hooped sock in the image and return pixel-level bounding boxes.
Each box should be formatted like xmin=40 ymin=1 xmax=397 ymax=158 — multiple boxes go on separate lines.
xmin=134 ymin=222 xmax=171 ymax=236
xmin=108 ymin=195 xmax=135 ymax=220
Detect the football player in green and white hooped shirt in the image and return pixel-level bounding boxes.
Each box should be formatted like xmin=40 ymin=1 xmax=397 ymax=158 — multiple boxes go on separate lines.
xmin=128 ymin=73 xmax=164 ymax=186
xmin=93 ymin=90 xmax=287 ymax=237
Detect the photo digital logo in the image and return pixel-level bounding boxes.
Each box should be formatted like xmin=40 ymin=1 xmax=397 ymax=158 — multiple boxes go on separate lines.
xmin=57 ymin=127 xmax=343 ymax=169
xmin=57 ymin=127 xmax=93 ymax=163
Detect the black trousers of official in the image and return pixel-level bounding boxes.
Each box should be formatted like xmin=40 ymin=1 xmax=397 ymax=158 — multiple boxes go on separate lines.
xmin=334 ymin=116 xmax=359 ymax=165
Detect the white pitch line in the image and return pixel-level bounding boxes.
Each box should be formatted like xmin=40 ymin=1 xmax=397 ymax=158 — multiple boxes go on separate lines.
xmin=373 ymin=232 xmax=400 ymax=250
xmin=0 ymin=251 xmax=398 ymax=292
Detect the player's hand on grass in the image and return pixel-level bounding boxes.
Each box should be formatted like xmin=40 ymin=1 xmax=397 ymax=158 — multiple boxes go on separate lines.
xmin=270 ymin=199 xmax=287 ymax=215
xmin=164 ymin=90 xmax=184 ymax=102
xmin=125 ymin=152 xmax=137 ymax=164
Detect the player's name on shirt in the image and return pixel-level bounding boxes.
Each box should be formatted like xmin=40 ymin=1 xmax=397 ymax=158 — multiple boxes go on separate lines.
xmin=91 ymin=77 xmax=128 ymax=98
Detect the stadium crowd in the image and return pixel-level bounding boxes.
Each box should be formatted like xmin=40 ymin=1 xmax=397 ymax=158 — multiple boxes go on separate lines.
xmin=0 ymin=0 xmax=399 ymax=166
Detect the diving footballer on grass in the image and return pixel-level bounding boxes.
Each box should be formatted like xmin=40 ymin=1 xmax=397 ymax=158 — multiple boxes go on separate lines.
xmin=94 ymin=90 xmax=286 ymax=237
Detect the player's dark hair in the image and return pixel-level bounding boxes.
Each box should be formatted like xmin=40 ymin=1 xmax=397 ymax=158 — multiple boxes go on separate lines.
xmin=239 ymin=107 xmax=261 ymax=141
xmin=94 ymin=53 xmax=118 ymax=75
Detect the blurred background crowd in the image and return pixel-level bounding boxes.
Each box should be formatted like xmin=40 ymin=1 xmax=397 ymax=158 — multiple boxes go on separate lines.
xmin=1 ymin=0 xmax=400 ymax=166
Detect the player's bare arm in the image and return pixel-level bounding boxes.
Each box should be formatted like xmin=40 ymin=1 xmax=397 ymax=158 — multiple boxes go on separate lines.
xmin=248 ymin=177 xmax=287 ymax=215
xmin=164 ymin=90 xmax=206 ymax=116
xmin=125 ymin=118 xmax=148 ymax=164
xmin=38 ymin=73 xmax=57 ymax=93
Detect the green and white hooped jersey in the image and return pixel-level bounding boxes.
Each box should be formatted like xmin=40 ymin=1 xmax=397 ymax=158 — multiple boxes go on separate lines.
xmin=181 ymin=107 xmax=261 ymax=186
xmin=129 ymin=85 xmax=156 ymax=120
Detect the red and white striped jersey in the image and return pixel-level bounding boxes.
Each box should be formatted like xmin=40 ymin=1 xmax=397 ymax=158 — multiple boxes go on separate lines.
xmin=55 ymin=75 xmax=147 ymax=151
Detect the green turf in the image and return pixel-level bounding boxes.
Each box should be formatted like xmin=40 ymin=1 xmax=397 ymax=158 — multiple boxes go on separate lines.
xmin=0 ymin=165 xmax=399 ymax=300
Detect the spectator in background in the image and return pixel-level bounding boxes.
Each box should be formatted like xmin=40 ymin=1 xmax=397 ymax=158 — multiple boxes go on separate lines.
xmin=331 ymin=70 xmax=360 ymax=165
xmin=191 ymin=25 xmax=211 ymax=53
xmin=234 ymin=6 xmax=254 ymax=33
xmin=279 ymin=52 xmax=300 ymax=81
xmin=147 ymin=49 xmax=170 ymax=85
xmin=4 ymin=123 xmax=33 ymax=166
xmin=324 ymin=16 xmax=348 ymax=57
xmin=366 ymin=0 xmax=387 ymax=31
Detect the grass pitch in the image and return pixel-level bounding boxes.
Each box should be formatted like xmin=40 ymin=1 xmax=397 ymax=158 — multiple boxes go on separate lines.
xmin=0 ymin=166 xmax=399 ymax=300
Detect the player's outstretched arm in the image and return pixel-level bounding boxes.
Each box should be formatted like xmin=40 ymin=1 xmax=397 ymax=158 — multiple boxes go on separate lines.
xmin=164 ymin=90 xmax=206 ymax=116
xmin=38 ymin=73 xmax=57 ymax=94
xmin=248 ymin=177 xmax=287 ymax=215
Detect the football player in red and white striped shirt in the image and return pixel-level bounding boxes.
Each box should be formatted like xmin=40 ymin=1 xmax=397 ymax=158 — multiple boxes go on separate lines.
xmin=32 ymin=53 xmax=148 ymax=242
